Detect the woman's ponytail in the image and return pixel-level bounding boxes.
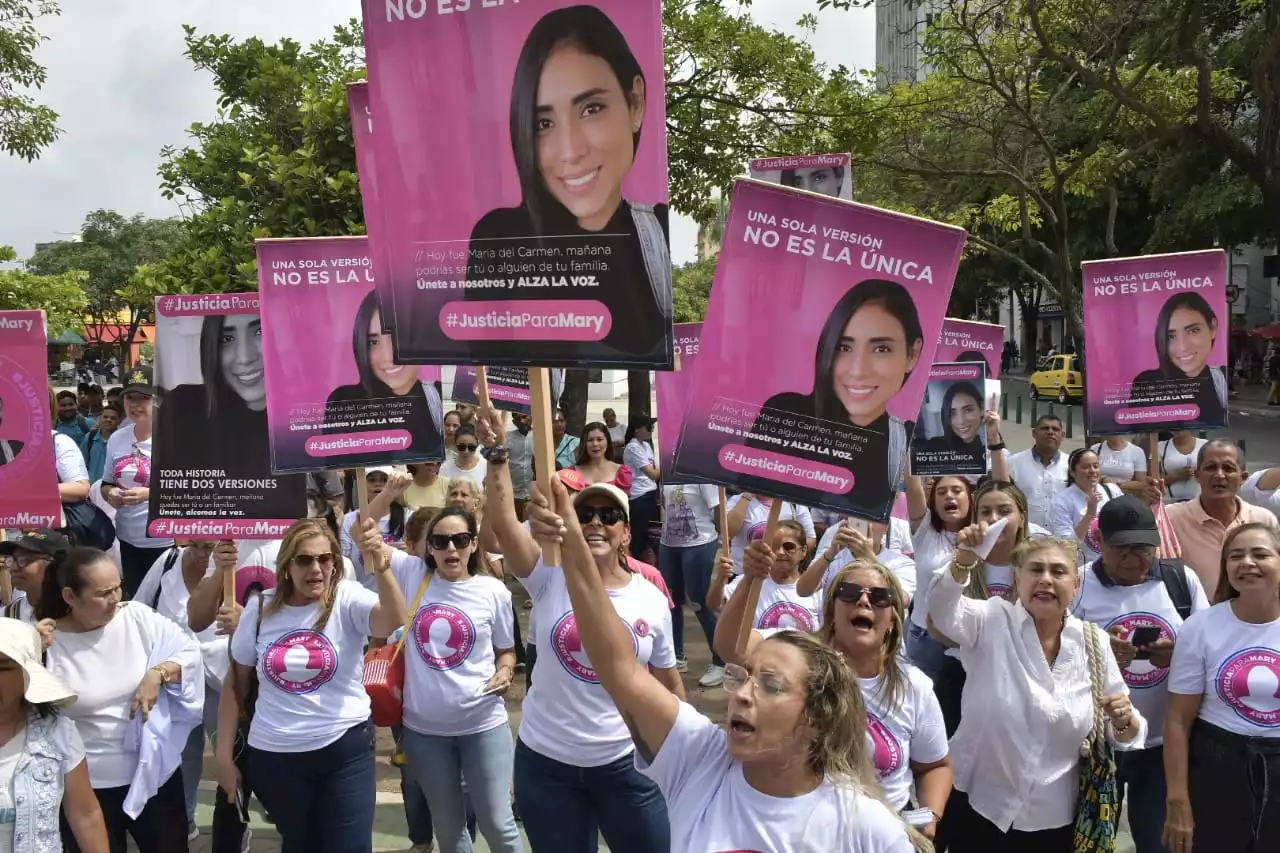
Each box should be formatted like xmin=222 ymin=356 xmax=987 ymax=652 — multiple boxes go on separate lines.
xmin=35 ymin=547 xmax=108 ymax=622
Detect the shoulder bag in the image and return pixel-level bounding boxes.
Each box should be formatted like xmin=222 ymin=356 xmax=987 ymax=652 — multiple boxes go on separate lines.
xmin=363 ymin=571 xmax=431 ymax=727
xmin=1073 ymin=621 xmax=1120 ymax=852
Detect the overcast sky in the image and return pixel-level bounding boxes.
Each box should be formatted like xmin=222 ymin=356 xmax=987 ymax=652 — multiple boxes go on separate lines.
xmin=0 ymin=1 xmax=875 ymax=266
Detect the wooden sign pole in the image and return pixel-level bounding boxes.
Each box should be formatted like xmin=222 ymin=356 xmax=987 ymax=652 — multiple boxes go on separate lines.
xmin=529 ymin=368 xmax=561 ymax=565
xmin=736 ymin=499 xmax=783 ymax=650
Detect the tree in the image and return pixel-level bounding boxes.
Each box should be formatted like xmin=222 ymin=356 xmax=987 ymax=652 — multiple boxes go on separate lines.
xmin=0 ymin=246 xmax=88 ymax=334
xmin=673 ymin=256 xmax=718 ymax=323
xmin=0 ymin=0 xmax=60 ymax=160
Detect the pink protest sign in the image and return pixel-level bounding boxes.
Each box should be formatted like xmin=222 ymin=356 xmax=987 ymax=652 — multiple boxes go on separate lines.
xmin=656 ymin=323 xmax=701 ymax=484
xmin=749 ymin=154 xmax=853 ymax=201
xmin=671 ymin=179 xmax=965 ymax=523
xmin=1082 ymin=249 xmax=1228 ymax=435
xmin=256 ymin=236 xmax=445 ymax=472
xmin=910 ymin=361 xmax=989 ymax=477
xmin=938 ymin=318 xmax=1004 ymax=379
xmin=347 ymin=81 xmax=394 ymax=335
xmin=0 ymin=311 xmax=60 ymax=529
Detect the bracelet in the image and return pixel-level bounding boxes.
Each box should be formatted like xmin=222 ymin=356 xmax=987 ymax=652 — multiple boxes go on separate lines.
xmin=150 ymin=665 xmax=171 ymax=685
xmin=988 ymin=442 xmax=1006 ymax=452
xmin=819 ymin=551 xmax=836 ymax=563
xmin=481 ymin=445 xmax=510 ymax=464
xmin=952 ymin=556 xmax=979 ymax=573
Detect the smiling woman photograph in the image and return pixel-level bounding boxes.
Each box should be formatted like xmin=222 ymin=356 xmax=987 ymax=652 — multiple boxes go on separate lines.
xmin=1123 ymin=292 xmax=1228 ymax=430
xmin=744 ymin=278 xmax=924 ymax=521
xmin=463 ymin=4 xmax=672 ymax=365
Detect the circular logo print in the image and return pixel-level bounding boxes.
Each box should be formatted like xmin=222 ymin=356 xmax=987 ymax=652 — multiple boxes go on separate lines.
xmin=986 ymin=583 xmax=1011 ymax=599
xmin=551 ymin=611 xmax=639 ymax=683
xmin=866 ymin=712 xmax=904 ymax=777
xmin=759 ymin=601 xmax=816 ymax=632
xmin=1106 ymin=612 xmax=1175 ymax=688
xmin=747 ymin=521 xmax=769 ymax=542
xmin=633 ymin=618 xmax=650 ymax=638
xmin=1216 ymin=647 xmax=1280 ymax=728
xmin=412 ymin=604 xmax=476 ymax=670
xmin=262 ymin=630 xmax=338 ymax=694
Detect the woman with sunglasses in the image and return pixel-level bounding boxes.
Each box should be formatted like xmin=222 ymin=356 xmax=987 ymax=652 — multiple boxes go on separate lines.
xmin=724 ymin=493 xmax=816 ymax=567
xmin=357 ymin=508 xmax=523 ymax=853
xmin=716 ymin=549 xmax=952 ymax=840
xmin=441 ymin=425 xmax=488 ymax=488
xmin=707 ymin=521 xmax=824 ymax=632
xmin=224 ymin=518 xmax=408 ymax=853
xmin=479 ymin=402 xmax=683 ymax=853
xmin=529 ymin=475 xmax=922 ymax=852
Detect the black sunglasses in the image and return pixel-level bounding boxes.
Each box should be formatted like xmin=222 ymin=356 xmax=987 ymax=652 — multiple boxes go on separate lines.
xmin=777 ymin=540 xmax=800 ymax=553
xmin=428 ymin=532 xmax=474 ymax=551
xmin=294 ymin=553 xmax=335 ymax=569
xmin=456 ymin=443 xmax=478 ymax=453
xmin=577 ymin=505 xmax=628 ymax=526
xmin=834 ymin=582 xmax=894 ymax=609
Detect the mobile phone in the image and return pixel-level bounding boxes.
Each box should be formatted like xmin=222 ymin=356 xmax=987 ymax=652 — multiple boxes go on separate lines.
xmin=1130 ymin=626 xmax=1161 ymax=660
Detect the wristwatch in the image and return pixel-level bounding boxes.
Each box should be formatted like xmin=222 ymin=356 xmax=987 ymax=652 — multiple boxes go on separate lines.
xmin=482 ymin=445 xmax=510 ymax=464
xmin=151 ymin=665 xmax=172 ymax=685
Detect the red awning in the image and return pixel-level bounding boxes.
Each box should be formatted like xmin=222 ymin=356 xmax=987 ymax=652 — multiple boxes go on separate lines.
xmin=84 ymin=324 xmax=152 ymax=345
xmin=1253 ymin=324 xmax=1280 ymax=341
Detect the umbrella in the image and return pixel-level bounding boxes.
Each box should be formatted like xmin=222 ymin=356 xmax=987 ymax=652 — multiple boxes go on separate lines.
xmin=46 ymin=328 xmax=86 ymax=346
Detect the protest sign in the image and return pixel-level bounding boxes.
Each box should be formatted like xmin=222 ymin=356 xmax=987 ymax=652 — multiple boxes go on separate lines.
xmin=450 ymin=366 xmax=564 ymax=415
xmin=1082 ymin=249 xmax=1228 ymax=435
xmin=362 ymin=0 xmax=673 ymax=368
xmin=911 ymin=361 xmax=989 ymax=477
xmin=149 ymin=294 xmax=307 ymax=537
xmin=749 ymin=154 xmax=853 ymax=200
xmin=257 ymin=236 xmax=445 ymax=472
xmin=671 ymin=179 xmax=964 ymax=523
xmin=347 ymin=81 xmax=394 ymax=334
xmin=938 ymin=318 xmax=1003 ymax=378
xmin=655 ymin=323 xmax=701 ymax=484
xmin=0 ymin=311 xmax=60 ymax=529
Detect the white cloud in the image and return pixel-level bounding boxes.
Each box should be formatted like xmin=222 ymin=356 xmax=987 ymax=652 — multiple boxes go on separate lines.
xmin=0 ymin=1 xmax=873 ymax=266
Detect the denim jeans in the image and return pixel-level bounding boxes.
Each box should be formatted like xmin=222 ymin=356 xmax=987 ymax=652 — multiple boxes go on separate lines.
xmin=658 ymin=541 xmax=721 ymax=665
xmin=513 ymin=738 xmax=669 ymax=853
xmin=180 ymin=683 xmax=222 ymax=824
xmin=1116 ymin=745 xmax=1171 ymax=853
xmin=402 ymin=724 xmax=521 ymax=853
xmin=62 ymin=768 xmax=188 ymax=853
xmin=247 ymin=722 xmax=375 ymax=853
xmin=905 ymin=622 xmax=949 ymax=683
xmin=391 ymin=724 xmax=434 ymax=846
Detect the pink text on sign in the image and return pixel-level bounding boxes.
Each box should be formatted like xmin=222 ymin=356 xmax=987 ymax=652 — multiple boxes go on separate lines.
xmin=438 ymin=301 xmax=612 ymax=341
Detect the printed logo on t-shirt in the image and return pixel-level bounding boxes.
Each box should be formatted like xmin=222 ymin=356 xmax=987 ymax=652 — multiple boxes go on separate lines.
xmin=986 ymin=583 xmax=1010 ymax=599
xmin=1106 ymin=612 xmax=1175 ymax=688
xmin=113 ymin=447 xmax=150 ymax=487
xmin=866 ymin=712 xmax=904 ymax=777
xmin=633 ymin=618 xmax=650 ymax=638
xmin=666 ymin=506 xmax=699 ymax=544
xmin=412 ymin=604 xmax=476 ymax=670
xmin=1215 ymin=647 xmax=1280 ymax=728
xmin=262 ymin=629 xmax=338 ymax=694
xmin=551 ymin=611 xmax=640 ymax=683
xmin=758 ymin=601 xmax=816 ymax=632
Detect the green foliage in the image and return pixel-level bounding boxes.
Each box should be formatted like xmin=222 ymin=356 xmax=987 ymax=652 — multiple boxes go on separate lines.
xmin=673 ymin=257 xmax=717 ymax=323
xmin=0 ymin=266 xmax=87 ymax=333
xmin=0 ymin=0 xmax=60 ymax=160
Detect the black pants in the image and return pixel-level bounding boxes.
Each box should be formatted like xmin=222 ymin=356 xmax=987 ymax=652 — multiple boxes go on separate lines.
xmin=628 ymin=491 xmax=660 ymax=559
xmin=943 ymin=788 xmax=1073 ymax=853
xmin=1188 ymin=720 xmax=1280 ymax=853
xmin=118 ymin=540 xmax=170 ymax=601
xmin=511 ymin=597 xmax=526 ymax=666
xmin=62 ymin=768 xmax=188 ymax=853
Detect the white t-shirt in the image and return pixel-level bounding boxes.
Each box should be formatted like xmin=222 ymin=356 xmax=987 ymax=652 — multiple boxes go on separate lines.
xmin=439 ymin=457 xmax=487 ymax=488
xmin=53 ymin=432 xmax=88 ymax=485
xmin=1049 ymin=483 xmax=1117 ymax=565
xmin=135 ymin=547 xmax=229 ymax=690
xmin=1239 ymin=471 xmax=1280 ymax=516
xmin=724 ymin=576 xmax=824 ymax=632
xmin=859 ymin=666 xmax=948 ymax=810
xmin=101 ymin=424 xmax=172 ymax=548
xmin=47 ymin=603 xmax=158 ymax=787
xmin=390 ymin=551 xmax=516 ymax=738
xmin=607 ymin=423 xmax=626 ymax=447
xmin=624 ymin=440 xmax=658 ymax=498
xmin=518 ymin=559 xmax=675 ymax=767
xmin=0 ymin=718 xmax=85 ymax=850
xmin=236 ymin=539 xmax=356 ymax=601
xmin=1169 ymin=601 xmax=1280 ymax=736
xmin=1072 ymin=562 xmax=1210 ymax=745
xmin=1159 ymin=438 xmax=1207 ymax=503
xmin=726 ymin=496 xmax=816 ymax=567
xmin=638 ymin=702 xmax=914 ymax=853
xmin=910 ymin=524 xmax=957 ymax=630
xmin=660 ymin=484 xmax=720 ymax=548
xmin=230 ymin=580 xmax=381 ymax=753
xmin=815 ymin=524 xmax=918 ymax=601
xmin=885 ymin=517 xmax=914 ymax=557
xmin=1091 ymin=441 xmax=1147 ymax=486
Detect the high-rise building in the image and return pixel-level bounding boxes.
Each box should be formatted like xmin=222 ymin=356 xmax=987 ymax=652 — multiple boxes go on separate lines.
xmin=875 ymin=0 xmax=939 ymax=87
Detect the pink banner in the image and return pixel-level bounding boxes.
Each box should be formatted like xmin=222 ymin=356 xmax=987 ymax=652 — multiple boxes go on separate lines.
xmin=656 ymin=323 xmax=701 ymax=483
xmin=1082 ymin=249 xmax=1228 ymax=434
xmin=347 ymin=81 xmax=395 ymax=336
xmin=149 ymin=295 xmax=306 ymax=538
xmin=671 ymin=180 xmax=965 ymax=523
xmin=256 ymin=236 xmax=444 ymax=472
xmin=450 ymin=366 xmax=564 ymax=415
xmin=361 ymin=0 xmax=673 ymax=368
xmin=0 ymin=311 xmax=60 ymax=528
xmin=749 ymin=153 xmax=853 ymax=200
xmin=939 ymin=318 xmax=1004 ymax=379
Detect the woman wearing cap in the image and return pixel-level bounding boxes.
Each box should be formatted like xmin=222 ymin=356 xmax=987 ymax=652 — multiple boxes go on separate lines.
xmin=223 ymin=518 xmax=408 ymax=853
xmin=479 ymin=403 xmax=683 ymax=853
xmin=0 ymin=617 xmax=110 ymax=852
xmin=339 ymin=468 xmax=407 ymax=588
xmin=39 ymin=547 xmax=203 ymax=852
xmin=623 ymin=416 xmax=660 ymax=562
xmin=1 ymin=529 xmax=72 ymax=626
xmin=100 ymin=368 xmax=175 ymax=600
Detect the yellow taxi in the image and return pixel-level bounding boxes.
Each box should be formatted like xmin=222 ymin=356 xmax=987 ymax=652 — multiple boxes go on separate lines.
xmin=1029 ymin=354 xmax=1083 ymax=404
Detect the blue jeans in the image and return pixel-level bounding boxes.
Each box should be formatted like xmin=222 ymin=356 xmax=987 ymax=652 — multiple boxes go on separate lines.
xmin=906 ymin=622 xmax=949 ymax=683
xmin=248 ymin=722 xmax=375 ymax=853
xmin=514 ymin=738 xmax=669 ymax=853
xmin=402 ymin=724 xmax=521 ymax=853
xmin=1116 ymin=745 xmax=1171 ymax=853
xmin=391 ymin=724 xmax=434 ymax=846
xmin=658 ymin=540 xmax=721 ymax=665
xmin=180 ymin=683 xmax=221 ymax=824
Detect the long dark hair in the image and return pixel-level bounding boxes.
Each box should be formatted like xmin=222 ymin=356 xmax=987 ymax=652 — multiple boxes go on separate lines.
xmin=351 ymin=290 xmax=401 ymax=398
xmin=200 ymin=314 xmax=262 ymax=419
xmin=927 ymin=475 xmax=974 ymax=533
xmin=575 ymin=421 xmax=614 ymax=465
xmin=1066 ymin=447 xmax=1099 ymax=488
xmin=509 ymin=6 xmax=645 ymax=234
xmin=366 ymin=469 xmax=406 ymax=541
xmin=36 ymin=547 xmax=114 ymax=621
xmin=811 ymin=279 xmax=924 ymax=424
xmin=940 ymin=381 xmax=983 ymax=447
xmin=423 ymin=508 xmax=482 ymax=576
xmin=1154 ymin=292 xmax=1218 ymax=378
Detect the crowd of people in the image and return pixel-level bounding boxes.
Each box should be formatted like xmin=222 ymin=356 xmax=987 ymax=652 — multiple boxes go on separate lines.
xmin=3 ymin=378 xmax=1279 ymax=853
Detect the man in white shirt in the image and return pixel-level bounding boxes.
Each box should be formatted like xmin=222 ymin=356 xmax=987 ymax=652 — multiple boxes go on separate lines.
xmin=1003 ymin=414 xmax=1068 ymax=529
xmin=507 ymin=413 xmax=535 ymax=519
xmin=602 ymin=407 xmax=626 ymax=461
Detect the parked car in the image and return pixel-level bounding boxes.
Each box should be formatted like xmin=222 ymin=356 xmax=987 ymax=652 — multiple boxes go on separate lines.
xmin=1029 ymin=354 xmax=1083 ymax=403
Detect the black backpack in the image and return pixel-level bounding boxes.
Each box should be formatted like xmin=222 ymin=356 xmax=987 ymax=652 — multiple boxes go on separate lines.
xmin=150 ymin=547 xmax=183 ymax=609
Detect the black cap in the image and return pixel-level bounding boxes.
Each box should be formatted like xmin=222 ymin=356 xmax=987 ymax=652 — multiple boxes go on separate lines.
xmin=121 ymin=366 xmax=154 ymax=398
xmin=0 ymin=529 xmax=72 ymax=559
xmin=1097 ymin=495 xmax=1161 ymax=548
xmin=628 ymin=414 xmax=657 ymax=431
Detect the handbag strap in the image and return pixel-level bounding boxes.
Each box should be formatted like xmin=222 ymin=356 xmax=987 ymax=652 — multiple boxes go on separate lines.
xmin=1082 ymin=621 xmax=1106 ymax=753
xmin=391 ymin=570 xmax=432 ymax=662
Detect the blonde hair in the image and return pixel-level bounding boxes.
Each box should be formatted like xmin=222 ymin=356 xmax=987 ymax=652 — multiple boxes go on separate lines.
xmin=264 ymin=519 xmax=343 ymax=631
xmin=1009 ymin=536 xmax=1080 ymax=605
xmin=818 ymin=560 xmax=910 ymax=714
xmin=965 ymin=481 xmax=1030 ymax=601
xmin=1214 ymin=522 xmax=1280 ymax=604
xmin=447 ymin=478 xmax=485 ymax=524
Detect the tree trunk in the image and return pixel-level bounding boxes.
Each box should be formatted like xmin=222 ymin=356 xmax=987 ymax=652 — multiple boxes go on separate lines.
xmin=559 ymin=369 xmax=591 ymax=438
xmin=627 ymin=370 xmax=652 ymax=419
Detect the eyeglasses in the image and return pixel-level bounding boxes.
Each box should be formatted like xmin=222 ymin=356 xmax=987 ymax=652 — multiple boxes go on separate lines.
xmin=456 ymin=443 xmax=478 ymax=453
xmin=428 ymin=532 xmax=474 ymax=551
xmin=777 ymin=540 xmax=800 ymax=553
xmin=576 ymin=505 xmax=627 ymax=526
xmin=293 ymin=553 xmax=335 ymax=570
xmin=833 ymin=582 xmax=894 ymax=609
xmin=2 ymin=553 xmax=47 ymax=569
xmin=722 ymin=663 xmax=787 ymax=699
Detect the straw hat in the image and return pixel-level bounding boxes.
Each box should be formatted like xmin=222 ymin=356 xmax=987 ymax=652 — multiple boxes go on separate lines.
xmin=0 ymin=619 xmax=75 ymax=707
